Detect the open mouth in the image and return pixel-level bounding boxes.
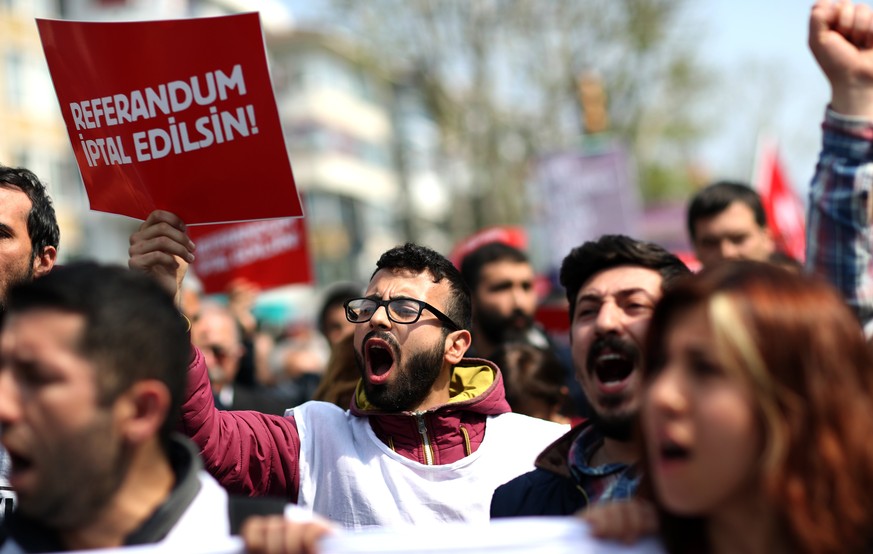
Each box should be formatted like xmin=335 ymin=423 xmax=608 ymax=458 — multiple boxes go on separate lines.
xmin=5 ymin=447 xmax=34 ymax=486
xmin=587 ymin=335 xmax=641 ymax=395
xmin=653 ymin=435 xmax=692 ymax=471
xmin=660 ymin=441 xmax=690 ymax=461
xmin=365 ymin=337 xmax=396 ymax=385
xmin=594 ymin=352 xmax=634 ymax=383
xmin=591 ymin=351 xmax=636 ymax=395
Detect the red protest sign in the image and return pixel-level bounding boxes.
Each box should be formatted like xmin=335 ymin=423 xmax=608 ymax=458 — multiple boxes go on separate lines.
xmin=188 ymin=218 xmax=313 ymax=294
xmin=37 ymin=13 xmax=301 ymax=224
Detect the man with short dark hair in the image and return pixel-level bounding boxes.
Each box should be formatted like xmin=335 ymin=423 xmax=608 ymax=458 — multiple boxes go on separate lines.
xmin=460 ymin=242 xmax=542 ymax=359
xmin=460 ymin=241 xmax=584 ymax=418
xmin=686 ymin=180 xmax=775 ymax=268
xmin=0 ymin=263 xmax=229 ymax=551
xmin=129 ymin=212 xmax=567 ymax=528
xmin=491 ymin=235 xmax=690 ymax=517
xmin=0 ymin=165 xmax=61 ymax=521
xmin=0 ymin=165 xmax=59 ymax=315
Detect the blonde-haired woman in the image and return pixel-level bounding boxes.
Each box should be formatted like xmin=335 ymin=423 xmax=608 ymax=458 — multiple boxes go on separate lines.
xmin=641 ymin=262 xmax=873 ymax=553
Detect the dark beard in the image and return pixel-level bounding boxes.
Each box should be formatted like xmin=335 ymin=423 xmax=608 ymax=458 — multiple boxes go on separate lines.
xmin=587 ymin=408 xmax=635 ymax=441
xmin=477 ymin=308 xmax=534 ymax=344
xmin=19 ymin=413 xmax=132 ymax=530
xmin=355 ymin=332 xmax=446 ymax=412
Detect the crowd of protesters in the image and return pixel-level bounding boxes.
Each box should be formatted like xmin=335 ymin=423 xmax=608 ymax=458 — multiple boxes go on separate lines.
xmin=1 ymin=1 xmax=873 ymax=553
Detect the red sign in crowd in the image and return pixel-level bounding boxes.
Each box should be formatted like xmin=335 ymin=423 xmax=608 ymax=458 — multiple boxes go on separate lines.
xmin=38 ymin=13 xmax=302 ymax=225
xmin=188 ymin=218 xmax=313 ymax=294
xmin=39 ymin=14 xmax=313 ymax=292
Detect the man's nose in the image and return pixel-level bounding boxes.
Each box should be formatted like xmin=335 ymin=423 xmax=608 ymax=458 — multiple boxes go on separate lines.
xmin=594 ymin=302 xmax=621 ymax=334
xmin=510 ymin=285 xmax=534 ymax=310
xmin=646 ymin=364 xmax=689 ymax=417
xmin=367 ymin=304 xmax=392 ymax=329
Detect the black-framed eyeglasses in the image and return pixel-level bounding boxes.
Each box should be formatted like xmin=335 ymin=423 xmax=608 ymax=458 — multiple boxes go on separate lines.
xmin=344 ymin=297 xmax=461 ymax=331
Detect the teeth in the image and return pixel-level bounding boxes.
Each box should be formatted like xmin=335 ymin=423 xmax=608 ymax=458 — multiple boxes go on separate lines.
xmin=597 ymin=353 xmax=624 ymax=362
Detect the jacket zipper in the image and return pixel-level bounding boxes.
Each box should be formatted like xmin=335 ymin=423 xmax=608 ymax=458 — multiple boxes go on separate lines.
xmin=414 ymin=412 xmax=434 ymax=465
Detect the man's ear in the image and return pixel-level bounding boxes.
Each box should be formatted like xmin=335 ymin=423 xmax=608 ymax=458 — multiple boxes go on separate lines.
xmin=115 ymin=380 xmax=171 ymax=445
xmin=32 ymin=245 xmax=57 ymax=279
xmin=444 ymin=329 xmax=472 ymax=365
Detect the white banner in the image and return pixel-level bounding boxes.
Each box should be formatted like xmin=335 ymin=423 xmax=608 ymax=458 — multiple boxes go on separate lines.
xmin=321 ymin=517 xmax=664 ymax=554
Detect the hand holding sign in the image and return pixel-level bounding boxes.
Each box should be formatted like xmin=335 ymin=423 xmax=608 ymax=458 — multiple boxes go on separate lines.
xmin=241 ymin=513 xmax=333 ymax=554
xmin=129 ymin=210 xmax=195 ymax=305
xmin=578 ymin=499 xmax=658 ymax=545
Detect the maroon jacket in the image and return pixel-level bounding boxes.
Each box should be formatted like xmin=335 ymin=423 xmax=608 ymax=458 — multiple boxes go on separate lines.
xmin=180 ymin=347 xmax=513 ymax=502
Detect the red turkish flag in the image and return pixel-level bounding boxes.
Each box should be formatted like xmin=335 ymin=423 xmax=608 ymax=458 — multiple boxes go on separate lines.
xmin=754 ymin=140 xmax=806 ymax=262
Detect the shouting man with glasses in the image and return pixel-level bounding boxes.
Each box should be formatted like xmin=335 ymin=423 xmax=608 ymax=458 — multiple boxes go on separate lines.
xmin=128 ymin=217 xmax=567 ymax=529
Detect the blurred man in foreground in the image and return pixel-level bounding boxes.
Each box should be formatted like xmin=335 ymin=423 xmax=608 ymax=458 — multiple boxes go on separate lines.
xmin=0 ymin=165 xmax=60 ymax=521
xmin=0 ymin=263 xmax=229 ymax=551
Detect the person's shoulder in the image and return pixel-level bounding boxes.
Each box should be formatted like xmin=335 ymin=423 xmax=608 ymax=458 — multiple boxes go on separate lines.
xmin=289 ymin=400 xmax=353 ymax=425
xmin=497 ymin=465 xmax=564 ymax=493
xmin=159 ymin=471 xmax=231 ymax=546
xmin=490 ymin=466 xmax=582 ymax=518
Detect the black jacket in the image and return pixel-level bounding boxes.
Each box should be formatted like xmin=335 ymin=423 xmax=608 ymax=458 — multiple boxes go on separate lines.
xmin=490 ymin=423 xmax=588 ymax=517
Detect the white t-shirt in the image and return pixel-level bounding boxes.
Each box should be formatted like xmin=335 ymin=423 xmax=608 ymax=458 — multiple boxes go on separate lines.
xmin=292 ymin=401 xmax=568 ymax=529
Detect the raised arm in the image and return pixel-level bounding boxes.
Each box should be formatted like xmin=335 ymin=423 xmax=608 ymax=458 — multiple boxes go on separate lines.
xmin=182 ymin=346 xmax=302 ymax=500
xmin=129 ymin=210 xmax=302 ymax=500
xmin=808 ymin=0 xmax=873 ymax=329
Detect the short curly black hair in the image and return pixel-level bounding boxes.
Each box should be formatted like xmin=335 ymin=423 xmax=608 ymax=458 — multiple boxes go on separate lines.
xmin=374 ymin=243 xmax=471 ymax=331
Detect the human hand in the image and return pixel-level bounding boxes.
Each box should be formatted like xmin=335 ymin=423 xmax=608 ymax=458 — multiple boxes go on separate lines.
xmin=577 ymin=499 xmax=658 ymax=544
xmin=241 ymin=515 xmax=333 ymax=554
xmin=128 ymin=210 xmax=195 ymax=305
xmin=810 ymin=0 xmax=873 ymax=118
